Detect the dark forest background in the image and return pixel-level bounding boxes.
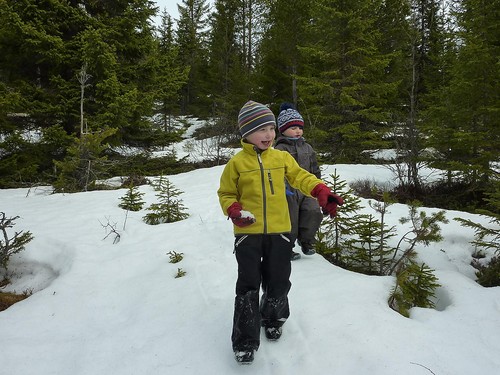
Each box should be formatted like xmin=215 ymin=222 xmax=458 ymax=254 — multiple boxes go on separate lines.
xmin=0 ymin=0 xmax=498 ymax=212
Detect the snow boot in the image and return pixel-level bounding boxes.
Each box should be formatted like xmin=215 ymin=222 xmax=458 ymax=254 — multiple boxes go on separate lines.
xmin=291 ymin=251 xmax=301 ymax=261
xmin=264 ymin=326 xmax=283 ymax=341
xmin=234 ymin=350 xmax=255 ymax=364
xmin=301 ymin=242 xmax=316 ymax=256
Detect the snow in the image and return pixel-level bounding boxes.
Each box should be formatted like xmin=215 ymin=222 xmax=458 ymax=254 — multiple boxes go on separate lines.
xmin=1 ymin=138 xmax=500 ymax=374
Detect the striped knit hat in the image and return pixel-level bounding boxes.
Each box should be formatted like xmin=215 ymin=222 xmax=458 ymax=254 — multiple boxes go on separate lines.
xmin=277 ymin=102 xmax=304 ymax=133
xmin=238 ymin=100 xmax=276 ymax=137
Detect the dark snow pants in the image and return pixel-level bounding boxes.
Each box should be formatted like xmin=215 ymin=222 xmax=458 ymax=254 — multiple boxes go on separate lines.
xmin=231 ymin=233 xmax=293 ymax=351
xmin=287 ymin=191 xmax=323 ymax=246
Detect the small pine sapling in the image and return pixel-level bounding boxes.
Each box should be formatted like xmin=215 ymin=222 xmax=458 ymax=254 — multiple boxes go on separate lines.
xmin=344 ymin=213 xmax=395 ymax=275
xmin=143 ymin=176 xmax=189 ymax=225
xmin=474 ymin=256 xmax=500 ymax=287
xmin=388 ymin=202 xmax=448 ymax=275
xmin=175 ymin=268 xmax=187 ymax=278
xmin=167 ymin=251 xmax=184 ymax=263
xmin=388 ymin=263 xmax=441 ymax=317
xmin=0 ymin=212 xmax=34 ymax=271
xmin=454 ymin=184 xmax=499 ymax=286
xmin=336 ymin=189 xmax=397 ymax=275
xmin=119 ymin=184 xmax=145 ymax=212
xmin=315 ymin=169 xmax=366 ymax=266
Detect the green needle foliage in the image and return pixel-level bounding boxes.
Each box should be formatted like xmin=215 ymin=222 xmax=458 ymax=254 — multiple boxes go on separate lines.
xmin=143 ymin=176 xmax=189 ymax=225
xmin=316 ymin=172 xmax=447 ymax=316
xmin=316 ymin=170 xmax=367 ymax=267
xmin=0 ymin=213 xmax=34 ymax=271
xmin=455 ymin=183 xmax=500 ymax=286
xmin=388 ymin=263 xmax=441 ymax=318
xmin=119 ymin=183 xmax=145 ymax=212
xmin=175 ymin=268 xmax=187 ymax=278
xmin=167 ymin=251 xmax=184 ymax=264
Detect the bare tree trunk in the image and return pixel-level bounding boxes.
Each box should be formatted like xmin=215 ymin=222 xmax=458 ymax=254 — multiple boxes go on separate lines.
xmin=77 ymin=64 xmax=91 ymax=137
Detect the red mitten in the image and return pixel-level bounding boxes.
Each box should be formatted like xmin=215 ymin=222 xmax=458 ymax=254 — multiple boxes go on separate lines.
xmin=227 ymin=202 xmax=256 ymax=227
xmin=311 ymin=184 xmax=344 ymax=218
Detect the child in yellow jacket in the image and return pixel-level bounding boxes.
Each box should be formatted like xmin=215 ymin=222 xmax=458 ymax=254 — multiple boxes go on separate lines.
xmin=217 ymin=100 xmax=343 ymax=365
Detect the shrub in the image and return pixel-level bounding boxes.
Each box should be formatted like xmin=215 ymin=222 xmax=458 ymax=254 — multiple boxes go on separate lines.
xmin=388 ymin=263 xmax=441 ymax=317
xmin=316 ymin=174 xmax=445 ymax=317
xmin=119 ymin=184 xmax=145 ymax=211
xmin=0 ymin=212 xmax=34 ymax=271
xmin=0 ymin=290 xmax=32 ymax=311
xmin=143 ymin=176 xmax=189 ymax=225
xmin=474 ymin=256 xmax=500 ymax=287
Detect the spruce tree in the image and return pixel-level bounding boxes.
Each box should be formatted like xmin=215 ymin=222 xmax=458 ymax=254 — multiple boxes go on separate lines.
xmin=297 ymin=0 xmax=397 ymax=161
xmin=143 ymin=176 xmax=189 ymax=225
xmin=176 ymin=0 xmax=211 ymax=115
xmin=256 ymin=0 xmax=312 ymax=105
xmin=394 ymin=0 xmax=450 ymax=190
xmin=0 ymin=212 xmax=34 ymax=271
xmin=206 ymin=0 xmax=251 ymax=115
xmin=388 ymin=263 xmax=441 ymax=317
xmin=53 ymin=128 xmax=117 ymax=193
xmin=150 ymin=10 xmax=189 ymax=148
xmin=119 ymin=184 xmax=146 ymax=212
xmin=344 ymin=193 xmax=398 ymax=275
xmin=316 ymin=170 xmax=367 ymax=266
xmin=424 ymin=0 xmax=500 ymax=185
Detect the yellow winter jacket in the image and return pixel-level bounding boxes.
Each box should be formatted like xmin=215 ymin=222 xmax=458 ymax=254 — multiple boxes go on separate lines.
xmin=218 ymin=140 xmax=323 ymax=235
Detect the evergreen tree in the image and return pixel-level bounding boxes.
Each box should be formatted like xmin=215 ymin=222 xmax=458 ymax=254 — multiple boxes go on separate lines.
xmin=256 ymin=0 xmax=312 ymax=105
xmin=205 ymin=0 xmax=248 ymax=122
xmin=424 ymin=0 xmax=500 ymax=185
xmin=143 ymin=176 xmax=189 ymax=225
xmin=454 ymin=181 xmax=500 ymax=258
xmin=53 ymin=127 xmax=117 ymax=193
xmin=152 ymin=10 xmax=190 ymax=142
xmin=395 ymin=0 xmax=449 ymax=190
xmin=176 ymin=0 xmax=211 ymax=115
xmin=0 ymin=0 xmax=87 ymax=134
xmin=0 ymin=212 xmax=34 ymax=271
xmin=80 ymin=0 xmax=159 ymax=145
xmin=119 ymin=184 xmax=146 ymax=212
xmin=388 ymin=262 xmax=441 ymax=317
xmin=344 ymin=194 xmax=398 ymax=275
xmin=297 ymin=0 xmax=398 ymax=161
xmin=316 ymin=170 xmax=367 ymax=266
xmin=0 ymin=1 xmax=161 ymax=185
xmin=236 ymin=0 xmax=268 ymax=74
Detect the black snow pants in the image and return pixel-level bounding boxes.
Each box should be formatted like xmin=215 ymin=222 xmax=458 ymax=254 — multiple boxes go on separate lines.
xmin=231 ymin=233 xmax=293 ymax=352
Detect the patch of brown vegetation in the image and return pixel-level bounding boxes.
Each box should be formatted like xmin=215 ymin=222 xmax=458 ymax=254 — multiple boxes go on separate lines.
xmin=0 ymin=291 xmax=30 ymax=312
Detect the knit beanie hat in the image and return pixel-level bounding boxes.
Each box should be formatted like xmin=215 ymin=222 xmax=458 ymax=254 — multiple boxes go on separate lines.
xmin=238 ymin=100 xmax=276 ymax=138
xmin=277 ymin=103 xmax=304 ymax=134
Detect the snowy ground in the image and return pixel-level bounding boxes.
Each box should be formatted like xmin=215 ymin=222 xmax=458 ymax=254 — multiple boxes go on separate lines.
xmin=1 ymin=123 xmax=499 ymax=374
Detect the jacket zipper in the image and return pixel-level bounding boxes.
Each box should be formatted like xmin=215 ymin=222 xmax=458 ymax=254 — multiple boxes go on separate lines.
xmin=267 ymin=170 xmax=275 ymax=194
xmin=257 ymin=152 xmax=267 ymax=234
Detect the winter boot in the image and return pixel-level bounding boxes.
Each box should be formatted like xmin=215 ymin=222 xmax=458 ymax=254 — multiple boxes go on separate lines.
xmin=264 ymin=326 xmax=283 ymax=341
xmin=234 ymin=349 xmax=255 ymax=364
xmin=300 ymin=242 xmax=316 ymax=256
xmin=291 ymin=251 xmax=301 ymax=261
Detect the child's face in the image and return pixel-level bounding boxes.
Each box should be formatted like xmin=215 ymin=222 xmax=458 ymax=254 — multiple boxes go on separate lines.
xmin=282 ymin=126 xmax=303 ymax=138
xmin=246 ymin=124 xmax=276 ymax=150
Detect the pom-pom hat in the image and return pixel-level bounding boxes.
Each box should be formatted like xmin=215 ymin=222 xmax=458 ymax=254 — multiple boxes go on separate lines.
xmin=277 ymin=102 xmax=304 ymax=133
xmin=238 ymin=100 xmax=276 ymax=138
